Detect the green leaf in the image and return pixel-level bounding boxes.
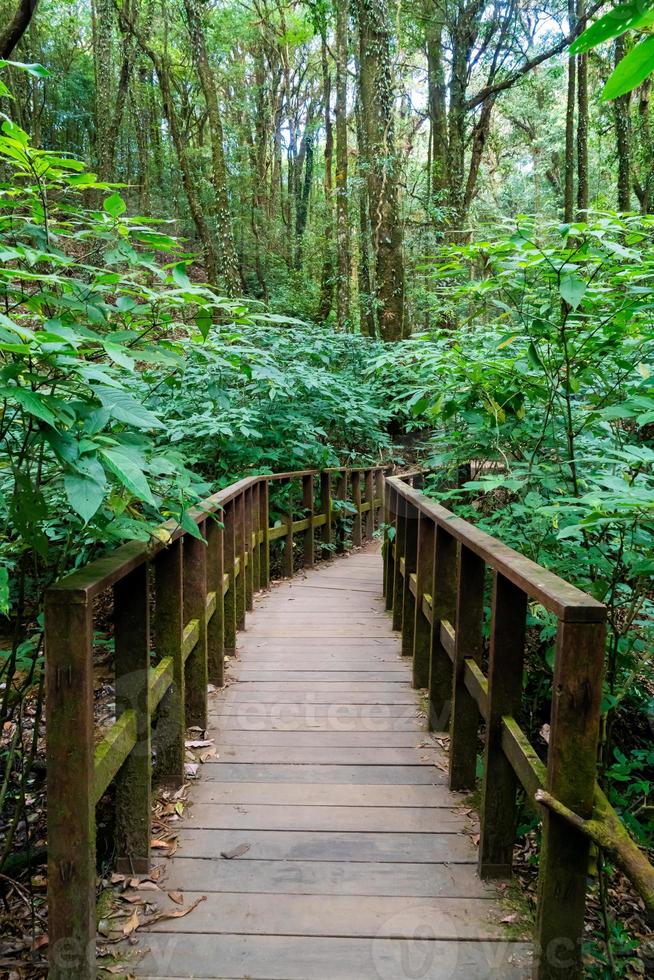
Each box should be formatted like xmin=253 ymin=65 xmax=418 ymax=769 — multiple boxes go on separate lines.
xmin=0 ymin=566 xmax=8 ymax=616
xmin=93 ymin=385 xmax=164 ymax=430
xmin=560 ymin=272 xmax=587 ymax=310
xmin=104 ymin=192 xmax=127 ymax=218
xmin=571 ymin=1 xmax=654 ymax=55
xmin=0 ymin=60 xmax=51 ymax=78
xmin=63 ymin=458 xmax=107 ymax=523
xmin=602 ymin=34 xmax=654 ymax=100
xmin=101 ymin=448 xmax=155 ymax=505
xmin=172 ymin=262 xmax=191 ymax=288
xmin=104 ymin=341 xmax=135 ymax=371
xmin=0 ymin=385 xmax=57 ymax=427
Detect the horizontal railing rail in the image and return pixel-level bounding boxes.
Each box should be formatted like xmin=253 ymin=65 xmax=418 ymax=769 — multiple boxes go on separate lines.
xmin=384 ymin=473 xmax=653 ymax=980
xmin=45 ymin=465 xmax=387 ymax=980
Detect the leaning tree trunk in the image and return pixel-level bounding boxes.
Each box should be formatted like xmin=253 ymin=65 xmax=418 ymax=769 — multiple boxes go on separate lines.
xmin=317 ymin=29 xmax=335 ymax=322
xmin=564 ymin=0 xmax=576 ymax=221
xmin=355 ymin=0 xmax=406 ymax=341
xmin=183 ymin=0 xmax=242 ymax=295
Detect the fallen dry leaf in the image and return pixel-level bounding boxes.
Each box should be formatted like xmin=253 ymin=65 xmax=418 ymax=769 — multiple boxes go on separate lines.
xmin=121 ymin=910 xmax=140 ymax=937
xmin=220 ymin=843 xmax=250 ymax=860
xmin=145 ymin=895 xmax=206 ymax=926
xmin=167 ymin=890 xmax=184 ymax=905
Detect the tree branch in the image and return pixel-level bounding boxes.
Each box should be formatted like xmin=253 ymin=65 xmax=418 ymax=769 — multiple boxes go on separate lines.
xmin=465 ymin=0 xmax=604 ymax=111
xmin=0 ymin=0 xmax=40 ymax=60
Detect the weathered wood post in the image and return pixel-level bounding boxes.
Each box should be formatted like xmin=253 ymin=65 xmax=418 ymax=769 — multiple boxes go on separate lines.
xmin=183 ymin=522 xmax=208 ymax=729
xmin=302 ymin=473 xmax=315 ymax=567
xmin=449 ymin=544 xmax=485 ymax=790
xmin=478 ymin=572 xmax=527 ymax=877
xmin=244 ymin=487 xmax=254 ymax=611
xmin=391 ymin=492 xmax=406 ymax=631
xmin=335 ymin=470 xmax=347 ymax=554
xmin=206 ymin=517 xmax=225 ymax=685
xmin=259 ymin=478 xmax=271 ymax=588
xmin=223 ymin=500 xmax=237 ymax=653
xmin=114 ymin=564 xmax=151 ymax=873
xmin=384 ymin=481 xmax=395 ymax=609
xmin=364 ymin=468 xmax=374 ymax=539
xmin=351 ymin=471 xmax=362 ymax=547
xmin=320 ymin=471 xmax=332 ymax=558
xmin=154 ymin=538 xmax=185 ymax=784
xmin=412 ymin=513 xmax=435 ymax=688
xmin=282 ymin=479 xmax=294 ymax=577
xmin=234 ymin=492 xmax=246 ymax=629
xmin=533 ymin=617 xmax=606 ymax=979
xmin=428 ymin=526 xmax=456 ymax=731
xmin=251 ymin=482 xmax=261 ymax=593
xmin=400 ymin=501 xmax=419 ymax=657
xmin=46 ymin=589 xmax=96 ymax=980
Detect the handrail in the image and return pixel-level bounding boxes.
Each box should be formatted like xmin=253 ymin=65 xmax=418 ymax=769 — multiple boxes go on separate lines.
xmin=384 ymin=473 xmax=653 ymax=980
xmin=45 ymin=464 xmax=387 ymax=980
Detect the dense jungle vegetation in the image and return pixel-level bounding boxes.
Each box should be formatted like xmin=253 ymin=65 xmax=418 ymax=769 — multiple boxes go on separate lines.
xmin=0 ymin=0 xmax=653 ymax=975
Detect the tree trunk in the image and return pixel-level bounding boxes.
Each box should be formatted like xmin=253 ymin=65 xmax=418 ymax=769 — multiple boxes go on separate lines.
xmin=183 ymin=0 xmax=242 ymax=294
xmin=576 ymin=0 xmax=589 ymax=217
xmin=425 ymin=1 xmax=447 ymax=204
xmin=356 ymin=99 xmax=376 ymax=338
xmin=614 ymin=35 xmax=631 ymax=212
xmin=356 ymin=0 xmax=405 ymax=340
xmin=564 ymin=0 xmax=576 ymax=221
xmin=93 ymin=0 xmax=114 ymax=181
xmin=335 ymin=0 xmax=351 ymax=330
xmin=0 ymin=0 xmax=40 ymax=60
xmin=317 ymin=29 xmax=335 ymax=322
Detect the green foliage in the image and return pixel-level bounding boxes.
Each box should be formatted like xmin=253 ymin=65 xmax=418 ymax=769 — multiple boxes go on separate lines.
xmin=572 ymin=0 xmax=654 ymax=100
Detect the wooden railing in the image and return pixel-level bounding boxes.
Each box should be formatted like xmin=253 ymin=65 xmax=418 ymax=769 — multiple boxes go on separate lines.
xmin=385 ymin=474 xmax=612 ymax=980
xmin=45 ymin=465 xmax=386 ymax=980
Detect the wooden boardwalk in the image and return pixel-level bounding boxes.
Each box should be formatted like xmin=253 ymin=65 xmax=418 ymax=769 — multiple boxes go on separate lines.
xmin=135 ymin=544 xmax=531 ymax=979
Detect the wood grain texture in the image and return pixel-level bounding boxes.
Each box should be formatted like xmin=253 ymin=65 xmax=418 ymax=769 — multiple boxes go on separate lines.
xmin=134 ymin=543 xmax=529 ymax=979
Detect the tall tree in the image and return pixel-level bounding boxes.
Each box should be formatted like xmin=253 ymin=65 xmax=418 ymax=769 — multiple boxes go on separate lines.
xmin=183 ymin=0 xmax=242 ymax=294
xmin=613 ymin=35 xmax=631 ymax=212
xmin=356 ymin=0 xmax=405 ymax=340
xmin=0 ymin=0 xmax=39 ymax=59
xmin=334 ymin=0 xmax=350 ymax=330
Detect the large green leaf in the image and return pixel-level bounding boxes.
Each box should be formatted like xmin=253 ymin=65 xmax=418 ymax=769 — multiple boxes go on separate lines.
xmin=560 ymin=273 xmax=587 ymax=310
xmin=63 ymin=457 xmax=107 ymax=523
xmin=93 ymin=385 xmax=164 ymax=429
xmin=602 ymin=34 xmax=654 ymax=99
xmin=100 ymin=447 xmax=155 ymax=505
xmin=0 ymin=385 xmax=57 ymax=426
xmin=571 ymin=1 xmax=654 ymax=55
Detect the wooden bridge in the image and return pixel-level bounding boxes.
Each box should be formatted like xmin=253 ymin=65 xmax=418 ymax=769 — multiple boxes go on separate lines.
xmin=45 ymin=465 xmax=628 ymax=979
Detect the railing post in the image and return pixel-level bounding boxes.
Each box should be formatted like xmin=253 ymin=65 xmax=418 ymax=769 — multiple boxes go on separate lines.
xmin=244 ymin=487 xmax=254 ymax=611
xmin=364 ymin=468 xmax=374 ymax=539
xmin=46 ymin=591 xmax=96 ymax=980
xmin=351 ymin=471 xmax=362 ymax=546
xmin=449 ymin=544 xmax=485 ymax=791
xmin=401 ymin=501 xmax=419 ymax=657
xmin=391 ymin=493 xmax=406 ymax=631
xmin=183 ymin=523 xmax=208 ymax=729
xmin=335 ymin=470 xmax=347 ymax=553
xmin=384 ymin=481 xmax=395 ymax=609
xmin=251 ymin=482 xmax=261 ymax=593
xmin=153 ymin=538 xmax=185 ymax=784
xmin=223 ymin=500 xmax=237 ymax=653
xmin=320 ymin=471 xmax=332 ymax=558
xmin=114 ymin=563 xmax=151 ymax=874
xmin=207 ymin=517 xmax=225 ymax=686
xmin=533 ymin=618 xmax=605 ymax=980
xmin=259 ymin=479 xmax=270 ymax=588
xmin=412 ymin=513 xmax=434 ymax=688
xmin=428 ymin=526 xmax=457 ymax=731
xmin=302 ymin=474 xmax=315 ymax=567
xmin=234 ymin=491 xmax=246 ymax=628
xmin=479 ymin=571 xmax=527 ymax=878
xmin=282 ymin=479 xmax=294 ymax=577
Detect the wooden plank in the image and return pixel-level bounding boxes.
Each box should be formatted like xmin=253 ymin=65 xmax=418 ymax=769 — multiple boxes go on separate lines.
xmin=221 ymin=680 xmax=414 ymax=692
xmin=141 ymin=892 xmax=502 ymax=940
xmin=167 ymin=828 xmax=478 ymax=863
xmin=163 ymin=857 xmax=491 ymax=897
xmin=183 ymin=526 xmax=208 ymax=729
xmin=190 ymin=782 xmax=459 ymax=808
xmin=202 ymin=731 xmax=427 ymax=747
xmin=215 ymin=691 xmax=417 ymax=704
xmin=137 ymin=934 xmax=531 ymax=980
xmin=429 ymin=526 xmax=456 ymax=732
xmin=183 ymin=803 xmax=469 ymax=832
xmin=153 ymin=539 xmax=185 ymax=787
xmin=200 ymin=764 xmax=446 ymax=784
xmin=413 ymin=513 xmax=435 ymax=688
xmin=205 ymin=746 xmax=444 ymax=765
xmin=226 ymin=671 xmax=409 ymax=683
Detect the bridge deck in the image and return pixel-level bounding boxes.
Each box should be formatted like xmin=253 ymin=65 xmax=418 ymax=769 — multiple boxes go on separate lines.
xmin=135 ymin=545 xmax=530 ymax=979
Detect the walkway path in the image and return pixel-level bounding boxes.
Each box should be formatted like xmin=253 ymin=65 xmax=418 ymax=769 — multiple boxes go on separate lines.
xmin=135 ymin=544 xmax=531 ymax=979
